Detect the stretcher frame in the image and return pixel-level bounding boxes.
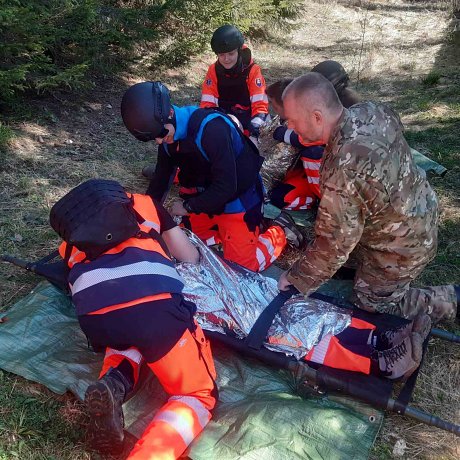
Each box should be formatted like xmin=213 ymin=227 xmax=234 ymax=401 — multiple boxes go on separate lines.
xmin=1 ymin=251 xmax=459 ymax=436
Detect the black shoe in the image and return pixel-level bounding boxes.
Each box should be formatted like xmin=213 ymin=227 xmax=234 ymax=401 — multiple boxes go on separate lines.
xmin=272 ymin=211 xmax=304 ymax=249
xmin=141 ymin=164 xmax=156 ymax=180
xmin=85 ymin=373 xmax=126 ymax=455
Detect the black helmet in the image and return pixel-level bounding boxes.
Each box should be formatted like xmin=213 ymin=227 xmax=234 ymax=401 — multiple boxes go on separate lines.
xmin=211 ymin=24 xmax=244 ymax=54
xmin=121 ymin=81 xmax=172 ymax=142
xmin=311 ymin=60 xmax=349 ymax=95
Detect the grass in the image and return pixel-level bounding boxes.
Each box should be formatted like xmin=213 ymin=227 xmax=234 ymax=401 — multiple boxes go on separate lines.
xmin=0 ymin=1 xmax=459 ymax=458
xmin=0 ymin=371 xmax=87 ymax=459
xmin=422 ymin=71 xmax=442 ymax=87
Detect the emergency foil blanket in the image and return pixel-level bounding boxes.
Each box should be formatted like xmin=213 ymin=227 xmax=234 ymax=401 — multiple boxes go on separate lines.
xmin=179 ymin=232 xmax=351 ymax=359
xmin=258 ymin=116 xmax=299 ymax=191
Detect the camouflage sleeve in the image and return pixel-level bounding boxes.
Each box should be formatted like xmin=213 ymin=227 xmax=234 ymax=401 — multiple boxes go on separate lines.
xmin=286 ymin=168 xmax=366 ymax=295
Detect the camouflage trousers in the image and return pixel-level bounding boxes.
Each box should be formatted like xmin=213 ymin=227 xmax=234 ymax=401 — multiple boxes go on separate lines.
xmin=351 ymin=277 xmax=457 ymax=323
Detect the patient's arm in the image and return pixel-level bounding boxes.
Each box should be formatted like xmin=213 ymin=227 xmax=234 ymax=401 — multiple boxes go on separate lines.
xmin=162 ymin=226 xmax=199 ymax=264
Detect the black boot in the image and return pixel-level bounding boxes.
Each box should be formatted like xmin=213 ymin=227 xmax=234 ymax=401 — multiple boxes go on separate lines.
xmin=272 ymin=211 xmax=304 ymax=248
xmin=84 ymin=368 xmax=130 ymax=455
xmin=141 ymin=164 xmax=156 ymax=179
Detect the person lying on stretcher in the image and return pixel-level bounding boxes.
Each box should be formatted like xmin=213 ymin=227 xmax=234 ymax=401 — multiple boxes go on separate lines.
xmin=48 ymin=179 xmax=431 ymax=456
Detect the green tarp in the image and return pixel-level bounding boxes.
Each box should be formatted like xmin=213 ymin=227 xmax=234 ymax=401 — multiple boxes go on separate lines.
xmin=0 ymin=282 xmax=382 ymax=459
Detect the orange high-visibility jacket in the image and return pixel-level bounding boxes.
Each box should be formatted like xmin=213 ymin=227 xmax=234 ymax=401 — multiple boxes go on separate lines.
xmin=59 ymin=194 xmax=185 ymax=316
xmin=200 ymin=48 xmax=269 ymax=123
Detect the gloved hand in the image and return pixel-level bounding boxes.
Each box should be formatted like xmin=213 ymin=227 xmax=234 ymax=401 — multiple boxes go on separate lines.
xmin=248 ymin=123 xmax=260 ymax=140
xmin=250 ymin=113 xmax=269 ymax=140
xmin=273 ymin=125 xmax=287 ymax=142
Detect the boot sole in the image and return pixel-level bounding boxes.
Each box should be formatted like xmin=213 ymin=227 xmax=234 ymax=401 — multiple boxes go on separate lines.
xmin=400 ymin=313 xmax=432 ymax=382
xmin=85 ymin=381 xmax=124 ymax=455
xmin=402 ymin=314 xmax=431 ymax=381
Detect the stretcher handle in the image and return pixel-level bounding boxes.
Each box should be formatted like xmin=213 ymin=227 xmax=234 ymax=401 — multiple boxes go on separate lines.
xmin=1 ymin=254 xmax=33 ymax=270
xmin=295 ymin=360 xmax=460 ymax=436
xmin=390 ymin=401 xmax=460 ymax=436
xmin=431 ymin=327 xmax=460 ymax=344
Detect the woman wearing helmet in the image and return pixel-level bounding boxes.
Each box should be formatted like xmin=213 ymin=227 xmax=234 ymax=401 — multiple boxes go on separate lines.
xmin=265 ymin=78 xmax=324 ymax=212
xmin=200 ymin=24 xmax=270 ymax=141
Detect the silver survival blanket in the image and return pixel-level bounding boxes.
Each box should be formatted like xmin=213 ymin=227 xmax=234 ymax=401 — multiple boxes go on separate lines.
xmin=177 ymin=232 xmax=350 ymax=360
xmin=258 ymin=116 xmax=300 ymax=191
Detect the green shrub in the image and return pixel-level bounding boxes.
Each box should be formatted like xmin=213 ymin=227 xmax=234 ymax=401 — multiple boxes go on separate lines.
xmin=422 ymin=71 xmax=441 ymax=86
xmin=154 ymin=0 xmax=301 ymax=66
xmin=0 ymin=122 xmax=14 ymax=147
xmin=0 ymin=122 xmax=14 ymax=166
xmin=0 ymin=1 xmax=164 ymax=106
xmin=0 ymin=0 xmax=302 ymax=106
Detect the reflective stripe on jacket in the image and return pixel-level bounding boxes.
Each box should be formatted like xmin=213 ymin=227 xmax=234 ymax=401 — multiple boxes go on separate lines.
xmin=200 ymin=57 xmax=269 ymax=120
xmin=59 ymin=194 xmax=185 ymax=316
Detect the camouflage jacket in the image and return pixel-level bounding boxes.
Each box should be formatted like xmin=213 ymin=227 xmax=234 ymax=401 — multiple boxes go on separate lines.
xmin=287 ymin=102 xmax=439 ymax=295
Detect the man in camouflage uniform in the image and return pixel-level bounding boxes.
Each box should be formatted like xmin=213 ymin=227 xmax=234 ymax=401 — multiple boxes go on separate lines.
xmin=278 ymin=73 xmax=458 ymax=323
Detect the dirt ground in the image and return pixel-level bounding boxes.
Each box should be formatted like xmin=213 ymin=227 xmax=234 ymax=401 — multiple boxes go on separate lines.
xmin=1 ymin=0 xmax=459 ymax=458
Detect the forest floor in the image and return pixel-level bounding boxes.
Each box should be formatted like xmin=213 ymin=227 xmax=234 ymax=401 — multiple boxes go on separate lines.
xmin=0 ymin=0 xmax=459 ymax=458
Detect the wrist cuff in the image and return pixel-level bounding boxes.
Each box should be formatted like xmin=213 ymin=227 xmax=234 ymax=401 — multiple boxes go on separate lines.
xmin=183 ymin=200 xmax=194 ymax=213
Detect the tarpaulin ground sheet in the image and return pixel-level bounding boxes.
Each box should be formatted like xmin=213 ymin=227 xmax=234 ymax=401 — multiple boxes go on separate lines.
xmin=0 ymin=281 xmax=382 ymax=459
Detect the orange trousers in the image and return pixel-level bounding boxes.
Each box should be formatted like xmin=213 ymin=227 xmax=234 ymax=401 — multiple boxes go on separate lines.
xmin=186 ymin=211 xmax=286 ymax=272
xmin=270 ymin=167 xmax=319 ymax=211
xmin=100 ymin=325 xmax=217 ymax=460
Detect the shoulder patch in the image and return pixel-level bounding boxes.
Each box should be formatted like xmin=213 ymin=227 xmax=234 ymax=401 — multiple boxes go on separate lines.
xmin=255 ymin=78 xmax=262 ymax=87
xmin=205 ymin=79 xmax=212 ymax=86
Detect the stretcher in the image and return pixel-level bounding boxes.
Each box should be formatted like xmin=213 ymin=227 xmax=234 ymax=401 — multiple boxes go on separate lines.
xmin=2 ymin=233 xmax=459 ymax=438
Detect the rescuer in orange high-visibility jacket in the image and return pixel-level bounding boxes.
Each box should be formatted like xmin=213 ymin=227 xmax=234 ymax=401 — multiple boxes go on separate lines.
xmin=264 ymin=63 xmax=361 ymax=211
xmin=265 ymin=78 xmax=324 ymax=211
xmin=50 ymin=179 xmax=217 ymax=459
xmin=200 ymin=24 xmax=270 ymax=141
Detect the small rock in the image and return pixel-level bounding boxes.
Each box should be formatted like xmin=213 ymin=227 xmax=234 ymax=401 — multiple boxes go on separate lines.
xmin=106 ymin=103 xmax=113 ymax=109
xmin=65 ymin=139 xmax=73 ymax=144
xmin=37 ymin=135 xmax=44 ymax=143
xmin=392 ymin=439 xmax=407 ymax=457
xmin=13 ymin=233 xmax=23 ymax=242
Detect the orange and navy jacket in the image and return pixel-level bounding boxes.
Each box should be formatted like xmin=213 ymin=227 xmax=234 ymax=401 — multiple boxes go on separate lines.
xmin=59 ymin=194 xmax=185 ymax=316
xmin=200 ymin=46 xmax=269 ymax=131
xmin=273 ymin=125 xmax=324 ymax=199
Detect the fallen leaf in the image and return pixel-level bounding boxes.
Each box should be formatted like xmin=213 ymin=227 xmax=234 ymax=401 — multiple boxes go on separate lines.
xmin=392 ymin=438 xmax=407 ymax=457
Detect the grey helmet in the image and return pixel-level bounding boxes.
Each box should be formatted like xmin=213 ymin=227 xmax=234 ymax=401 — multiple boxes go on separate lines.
xmin=211 ymin=24 xmax=244 ymax=54
xmin=121 ymin=81 xmax=172 ymax=142
xmin=311 ymin=60 xmax=350 ymax=95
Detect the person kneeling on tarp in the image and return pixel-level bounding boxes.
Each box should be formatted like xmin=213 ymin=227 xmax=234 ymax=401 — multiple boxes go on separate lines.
xmin=278 ymin=73 xmax=459 ymax=324
xmin=50 ymin=179 xmax=217 ymax=459
xmin=121 ymin=81 xmax=303 ymax=271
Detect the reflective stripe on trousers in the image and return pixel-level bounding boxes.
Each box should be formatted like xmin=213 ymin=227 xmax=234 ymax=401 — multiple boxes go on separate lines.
xmin=303 ymin=317 xmax=375 ymax=374
xmin=127 ymin=325 xmax=216 ymax=459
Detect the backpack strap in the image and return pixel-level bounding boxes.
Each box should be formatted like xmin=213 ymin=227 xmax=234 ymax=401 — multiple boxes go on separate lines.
xmin=133 ymin=209 xmax=173 ymax=260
